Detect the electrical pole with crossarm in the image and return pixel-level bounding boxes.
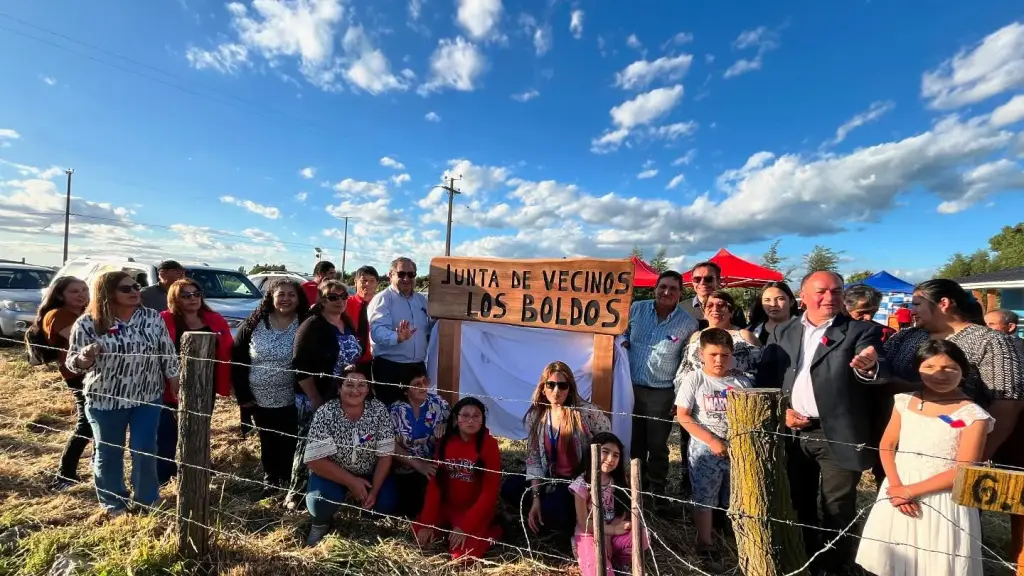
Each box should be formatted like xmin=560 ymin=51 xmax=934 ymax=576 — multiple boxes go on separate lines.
xmin=62 ymin=168 xmax=74 ymax=264
xmin=439 ymin=176 xmax=461 ymax=256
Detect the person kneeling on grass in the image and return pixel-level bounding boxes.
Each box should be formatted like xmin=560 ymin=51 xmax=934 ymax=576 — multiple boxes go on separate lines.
xmin=412 ymin=397 xmax=502 ymax=561
xmin=569 ymin=432 xmax=648 ymax=576
xmin=304 ymin=367 xmax=398 ymax=547
xmin=674 ymin=328 xmax=751 ymax=570
xmin=390 ymin=365 xmax=451 ymax=519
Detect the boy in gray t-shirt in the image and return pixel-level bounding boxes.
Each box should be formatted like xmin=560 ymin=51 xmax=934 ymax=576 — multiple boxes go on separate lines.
xmin=674 ymin=328 xmax=751 ymax=556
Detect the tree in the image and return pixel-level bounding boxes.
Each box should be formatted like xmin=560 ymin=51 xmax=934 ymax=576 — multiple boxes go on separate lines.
xmin=989 ymin=223 xmax=1024 ymax=270
xmin=237 ymin=266 xmax=245 ymax=274
xmin=761 ymin=240 xmax=785 ymax=272
xmin=846 ymin=270 xmax=873 ymax=284
xmin=248 ymin=263 xmax=288 ymax=275
xmin=936 ymin=250 xmax=992 ymax=279
xmin=802 ymin=245 xmax=843 ymax=275
xmin=649 ymin=248 xmax=669 ymax=273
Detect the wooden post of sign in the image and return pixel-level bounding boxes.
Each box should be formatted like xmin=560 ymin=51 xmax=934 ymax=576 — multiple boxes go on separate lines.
xmin=953 ymin=465 xmax=1024 ymax=575
xmin=591 ymin=443 xmax=607 ymax=576
xmin=630 ymin=458 xmax=645 ymax=576
xmin=176 ymin=332 xmax=217 ymax=562
xmin=436 ymin=319 xmax=462 ymax=406
xmin=726 ymin=388 xmax=808 ymax=576
xmin=592 ymin=334 xmax=615 ymax=414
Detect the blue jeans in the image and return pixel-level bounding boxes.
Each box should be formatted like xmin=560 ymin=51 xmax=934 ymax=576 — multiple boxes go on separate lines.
xmin=306 ymin=472 xmax=398 ymax=524
xmin=85 ymin=401 xmax=162 ymax=512
xmin=156 ymin=403 xmax=178 ymax=486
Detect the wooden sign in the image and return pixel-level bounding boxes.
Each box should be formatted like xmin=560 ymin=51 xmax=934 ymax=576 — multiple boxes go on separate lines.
xmin=953 ymin=465 xmax=1024 ymax=515
xmin=427 ymin=256 xmax=634 ymax=336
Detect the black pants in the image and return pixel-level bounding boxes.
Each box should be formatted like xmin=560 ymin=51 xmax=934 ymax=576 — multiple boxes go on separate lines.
xmin=393 ymin=471 xmax=429 ymax=519
xmin=787 ymin=428 xmax=863 ymax=573
xmin=371 ymin=357 xmax=426 ymax=407
xmin=156 ymin=403 xmax=178 ymax=485
xmin=58 ymin=379 xmax=93 ymax=480
xmin=240 ymin=404 xmax=257 ymax=436
xmin=253 ymin=405 xmax=298 ymax=486
xmin=630 ymin=386 xmax=675 ymax=495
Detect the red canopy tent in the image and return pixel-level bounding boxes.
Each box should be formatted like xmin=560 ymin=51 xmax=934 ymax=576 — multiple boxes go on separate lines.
xmin=682 ymin=248 xmax=784 ymax=288
xmin=631 ymin=256 xmax=661 ymax=288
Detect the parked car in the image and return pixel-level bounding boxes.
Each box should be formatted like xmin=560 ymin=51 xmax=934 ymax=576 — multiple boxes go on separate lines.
xmin=48 ymin=256 xmax=262 ymax=337
xmin=0 ymin=263 xmax=55 ymax=340
xmin=248 ymin=271 xmax=311 ymax=293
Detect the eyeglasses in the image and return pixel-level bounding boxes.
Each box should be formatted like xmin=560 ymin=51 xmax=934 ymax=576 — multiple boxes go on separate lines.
xmin=545 ymin=380 xmax=570 ymax=391
xmin=116 ymin=283 xmax=142 ymax=294
xmin=705 ymin=302 xmax=731 ymax=310
xmin=395 ymin=271 xmax=416 ymax=280
xmin=458 ymin=412 xmax=483 ymax=422
xmin=691 ymin=275 xmax=717 ymax=285
xmin=323 ymin=293 xmax=348 ymax=302
xmin=179 ymin=291 xmax=203 ymax=300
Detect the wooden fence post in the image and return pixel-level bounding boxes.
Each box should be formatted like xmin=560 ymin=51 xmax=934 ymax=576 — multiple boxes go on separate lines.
xmin=176 ymin=331 xmax=217 ymax=561
xmin=726 ymin=388 xmax=808 ymax=576
xmin=591 ymin=443 xmax=607 ymax=576
xmin=630 ymin=458 xmax=644 ymax=576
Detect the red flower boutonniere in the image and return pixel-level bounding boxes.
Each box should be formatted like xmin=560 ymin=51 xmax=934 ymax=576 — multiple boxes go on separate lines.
xmin=820 ymin=336 xmax=830 ymax=346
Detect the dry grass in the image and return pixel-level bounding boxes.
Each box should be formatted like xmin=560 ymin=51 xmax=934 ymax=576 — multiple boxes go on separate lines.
xmin=0 ymin=347 xmax=1015 ymax=575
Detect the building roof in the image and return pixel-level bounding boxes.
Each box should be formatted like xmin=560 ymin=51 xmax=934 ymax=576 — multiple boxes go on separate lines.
xmin=953 ymin=267 xmax=1024 ymax=289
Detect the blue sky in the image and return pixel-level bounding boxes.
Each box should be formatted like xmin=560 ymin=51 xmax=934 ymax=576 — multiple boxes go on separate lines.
xmin=1 ymin=0 xmax=1023 ymax=283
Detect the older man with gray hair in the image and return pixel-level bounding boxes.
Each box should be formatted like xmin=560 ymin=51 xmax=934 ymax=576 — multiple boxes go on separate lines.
xmin=986 ymin=308 xmax=1024 ymax=356
xmin=367 ymin=257 xmax=432 ymax=405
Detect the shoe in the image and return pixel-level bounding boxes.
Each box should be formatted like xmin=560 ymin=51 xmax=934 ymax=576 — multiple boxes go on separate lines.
xmin=49 ymin=475 xmax=79 ymax=492
xmin=284 ymin=492 xmax=303 ymax=511
xmin=697 ymin=543 xmax=724 ymax=573
xmin=306 ymin=524 xmax=330 ymax=547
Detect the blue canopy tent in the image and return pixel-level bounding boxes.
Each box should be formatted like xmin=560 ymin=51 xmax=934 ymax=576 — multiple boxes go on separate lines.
xmin=846 ymin=270 xmax=915 ymax=294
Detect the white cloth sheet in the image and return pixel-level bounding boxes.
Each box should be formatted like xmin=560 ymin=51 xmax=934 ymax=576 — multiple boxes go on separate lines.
xmin=426 ymin=322 xmax=633 ymax=454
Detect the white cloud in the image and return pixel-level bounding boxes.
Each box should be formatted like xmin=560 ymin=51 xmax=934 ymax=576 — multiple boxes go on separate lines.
xmin=672 ymin=149 xmax=697 ymax=166
xmin=666 ymin=174 xmax=685 ymax=189
xmin=569 ymin=10 xmax=584 ymax=40
xmin=0 ymin=159 xmax=64 ymax=180
xmin=40 ymin=76 xmax=58 ymax=86
xmin=511 ymin=89 xmax=539 ymax=102
xmin=391 ymin=173 xmax=411 ymax=186
xmin=662 ymin=32 xmax=693 ymax=50
xmin=626 ymin=34 xmax=642 ymax=50
xmin=637 ymin=169 xmax=658 ymax=179
xmin=828 ymin=101 xmax=896 ymax=146
xmin=294 ymin=191 xmax=308 ymax=202
xmin=705 ymin=54 xmax=715 ymax=64
xmin=332 ymin=178 xmax=388 ymax=198
xmin=418 ymin=37 xmax=487 ymax=95
xmin=990 ymin=94 xmax=1024 ymax=128
xmin=186 ymin=43 xmax=250 ymax=74
xmin=340 ymin=26 xmax=409 ymax=94
xmin=591 ymin=85 xmax=685 ymax=153
xmin=442 ymin=159 xmax=510 ymax=195
xmin=518 ymin=14 xmax=551 ymax=56
xmin=922 ymin=22 xmax=1024 ymax=110
xmin=219 ymin=195 xmax=281 ymax=219
xmin=409 ymin=0 xmax=422 ymax=20
xmin=456 ymin=0 xmax=503 ymax=41
xmin=723 ymin=25 xmax=781 ymax=79
xmin=299 ymin=166 xmax=316 ymax=179
xmin=614 ymin=54 xmax=693 ymax=90
xmin=380 ymin=156 xmax=406 ymax=170
xmin=0 ymin=129 xmax=21 ymax=148
xmin=648 ymin=121 xmax=698 ymax=141
xmin=425 ymin=111 xmax=441 ymax=122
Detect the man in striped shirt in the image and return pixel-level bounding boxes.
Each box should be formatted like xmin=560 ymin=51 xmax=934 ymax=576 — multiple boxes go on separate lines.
xmin=624 ymin=270 xmax=698 ymax=502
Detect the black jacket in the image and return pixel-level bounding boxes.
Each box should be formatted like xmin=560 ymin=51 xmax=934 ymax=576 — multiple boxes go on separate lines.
xmin=231 ymin=321 xmax=258 ymax=405
xmin=293 ymin=313 xmax=359 ymax=401
xmin=755 ymin=314 xmax=890 ymax=471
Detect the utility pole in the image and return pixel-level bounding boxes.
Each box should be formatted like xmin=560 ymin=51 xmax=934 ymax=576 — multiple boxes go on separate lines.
xmin=62 ymin=169 xmax=74 ymax=264
xmin=442 ymin=176 xmax=461 ymax=256
xmin=340 ymin=216 xmax=350 ymax=279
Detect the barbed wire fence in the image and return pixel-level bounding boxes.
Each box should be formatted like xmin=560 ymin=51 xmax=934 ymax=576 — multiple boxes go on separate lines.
xmin=1 ymin=335 xmax=1021 ymax=575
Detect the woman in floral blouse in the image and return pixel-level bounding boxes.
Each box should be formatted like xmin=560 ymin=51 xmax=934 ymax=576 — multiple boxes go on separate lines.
xmin=65 ymin=271 xmax=179 ymax=516
xmin=304 ymin=368 xmax=397 ymax=547
xmin=676 ymin=290 xmax=761 ymax=382
xmin=389 ymin=365 xmax=450 ymax=518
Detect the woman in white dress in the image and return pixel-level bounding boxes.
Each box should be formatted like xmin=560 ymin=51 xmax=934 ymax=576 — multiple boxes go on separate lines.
xmin=856 ymin=339 xmax=992 ymax=576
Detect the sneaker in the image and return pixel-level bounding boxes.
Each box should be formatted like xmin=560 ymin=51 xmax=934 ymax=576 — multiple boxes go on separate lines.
xmin=49 ymin=475 xmax=79 ymax=492
xmin=306 ymin=524 xmax=330 ymax=547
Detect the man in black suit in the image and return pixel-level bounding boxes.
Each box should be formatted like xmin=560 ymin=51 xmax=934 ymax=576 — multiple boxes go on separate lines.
xmin=756 ymin=270 xmax=885 ymax=574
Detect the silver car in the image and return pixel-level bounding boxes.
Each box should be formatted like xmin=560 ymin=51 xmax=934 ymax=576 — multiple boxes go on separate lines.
xmin=0 ymin=263 xmax=55 ymax=339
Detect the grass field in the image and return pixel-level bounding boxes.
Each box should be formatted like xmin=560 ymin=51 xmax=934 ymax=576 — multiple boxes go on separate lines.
xmin=0 ymin=347 xmax=1015 ymax=575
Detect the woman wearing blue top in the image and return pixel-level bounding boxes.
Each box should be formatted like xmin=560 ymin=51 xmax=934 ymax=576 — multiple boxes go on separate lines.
xmin=285 ymin=279 xmax=363 ymax=509
xmin=388 ymin=365 xmax=450 ymax=518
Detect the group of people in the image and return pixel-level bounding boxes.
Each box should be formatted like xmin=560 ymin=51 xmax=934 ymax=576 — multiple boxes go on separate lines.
xmin=25 ymin=252 xmax=1024 ymax=575
xmin=624 ymin=261 xmax=1024 ymax=575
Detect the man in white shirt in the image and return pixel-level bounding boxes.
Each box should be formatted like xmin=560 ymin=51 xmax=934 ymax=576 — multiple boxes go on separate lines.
xmin=756 ymin=270 xmax=885 ymax=575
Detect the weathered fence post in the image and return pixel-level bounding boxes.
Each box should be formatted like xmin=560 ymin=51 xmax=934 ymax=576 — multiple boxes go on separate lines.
xmin=953 ymin=465 xmax=1024 ymax=575
xmin=726 ymin=388 xmax=808 ymax=576
xmin=176 ymin=331 xmax=217 ymax=561
xmin=630 ymin=458 xmax=644 ymax=576
xmin=591 ymin=443 xmax=607 ymax=576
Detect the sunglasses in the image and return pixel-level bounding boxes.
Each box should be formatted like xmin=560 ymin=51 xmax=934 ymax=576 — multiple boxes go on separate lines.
xmin=323 ymin=293 xmax=348 ymax=302
xmin=544 ymin=380 xmax=570 ymax=391
xmin=691 ymin=275 xmax=717 ymax=285
xmin=116 ymin=283 xmax=142 ymax=294
xmin=179 ymin=291 xmax=203 ymax=300
xmin=395 ymin=271 xmax=416 ymax=280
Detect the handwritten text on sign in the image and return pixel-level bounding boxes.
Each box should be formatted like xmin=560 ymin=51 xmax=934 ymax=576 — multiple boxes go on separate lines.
xmin=427 ymin=257 xmax=634 ymax=335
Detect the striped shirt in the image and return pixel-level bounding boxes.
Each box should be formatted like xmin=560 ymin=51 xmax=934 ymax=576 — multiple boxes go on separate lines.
xmin=625 ymin=300 xmax=699 ymax=389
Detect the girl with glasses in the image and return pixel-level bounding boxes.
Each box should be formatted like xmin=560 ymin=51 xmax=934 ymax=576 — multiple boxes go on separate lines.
xmin=511 ymin=361 xmax=611 ymax=539
xmin=413 ymin=397 xmax=503 ymax=561
xmin=65 ymin=271 xmax=179 ymax=516
xmin=156 ymin=278 xmax=234 ymax=485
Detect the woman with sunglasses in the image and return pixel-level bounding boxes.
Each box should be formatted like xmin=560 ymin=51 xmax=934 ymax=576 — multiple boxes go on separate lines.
xmin=514 ymin=361 xmax=611 ymax=538
xmin=156 ymin=278 xmax=234 ymax=485
xmin=65 ymin=272 xmax=179 ymax=516
xmin=285 ymin=279 xmax=363 ymax=510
